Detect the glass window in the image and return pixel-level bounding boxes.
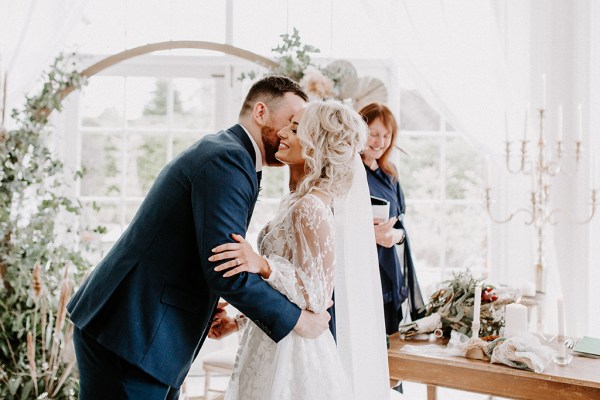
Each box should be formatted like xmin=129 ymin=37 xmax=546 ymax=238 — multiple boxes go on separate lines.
xmin=77 ymin=67 xmax=222 ymax=262
xmin=126 ymin=132 xmax=168 ymax=197
xmin=72 ymin=57 xmax=489 ymax=296
xmin=81 ymin=76 xmax=125 ymax=127
xmin=80 ymin=133 xmax=122 ymax=197
xmin=397 ymin=89 xmax=489 ymax=297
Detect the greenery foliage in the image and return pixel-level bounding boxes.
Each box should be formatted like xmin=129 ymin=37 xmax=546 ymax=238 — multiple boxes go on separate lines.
xmin=269 ymin=28 xmax=321 ymax=82
xmin=238 ymin=27 xmax=321 ymax=83
xmin=239 ymin=27 xmax=353 ymax=101
xmin=0 ymin=54 xmax=95 ymax=399
xmin=421 ymin=270 xmax=512 ymax=338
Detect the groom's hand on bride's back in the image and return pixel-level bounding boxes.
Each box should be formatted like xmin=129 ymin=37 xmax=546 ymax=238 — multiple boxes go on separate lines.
xmin=293 ymin=300 xmax=333 ymax=339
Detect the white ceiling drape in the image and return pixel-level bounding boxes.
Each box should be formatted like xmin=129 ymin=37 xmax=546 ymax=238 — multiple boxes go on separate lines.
xmin=359 ymin=0 xmax=523 ymax=156
xmin=0 ymin=0 xmax=89 ymax=124
xmin=2 ymin=0 xmax=520 ymax=144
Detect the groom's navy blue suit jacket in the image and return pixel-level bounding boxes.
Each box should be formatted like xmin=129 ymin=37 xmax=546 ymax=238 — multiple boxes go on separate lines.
xmin=67 ymin=125 xmax=301 ymax=388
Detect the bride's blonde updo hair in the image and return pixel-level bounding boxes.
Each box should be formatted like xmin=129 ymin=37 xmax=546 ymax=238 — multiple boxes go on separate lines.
xmin=291 ymin=100 xmax=368 ymax=201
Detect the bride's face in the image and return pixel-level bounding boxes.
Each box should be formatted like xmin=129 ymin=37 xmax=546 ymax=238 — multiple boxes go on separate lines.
xmin=275 ymin=108 xmax=306 ymax=166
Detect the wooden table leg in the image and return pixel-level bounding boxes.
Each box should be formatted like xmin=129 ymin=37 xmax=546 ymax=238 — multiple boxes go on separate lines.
xmin=427 ymin=385 xmax=437 ymax=400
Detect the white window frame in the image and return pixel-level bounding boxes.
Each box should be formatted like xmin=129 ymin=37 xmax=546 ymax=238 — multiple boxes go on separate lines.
xmin=397 ymin=100 xmax=491 ymax=291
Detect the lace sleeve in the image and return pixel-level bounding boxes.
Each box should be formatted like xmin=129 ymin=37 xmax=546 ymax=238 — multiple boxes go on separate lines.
xmin=263 ymin=195 xmax=335 ymax=313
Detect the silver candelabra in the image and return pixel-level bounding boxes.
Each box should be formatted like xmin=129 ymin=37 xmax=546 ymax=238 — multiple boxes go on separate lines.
xmin=485 ymin=107 xmax=597 ymax=326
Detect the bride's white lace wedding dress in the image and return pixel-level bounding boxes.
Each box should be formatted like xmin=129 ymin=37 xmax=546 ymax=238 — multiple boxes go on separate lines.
xmin=224 ymin=192 xmax=354 ymax=400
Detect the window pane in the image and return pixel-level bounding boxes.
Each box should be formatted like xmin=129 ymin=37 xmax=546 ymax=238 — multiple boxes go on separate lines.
xmin=80 ymin=201 xmax=122 ymax=256
xmin=81 ymin=77 xmax=124 ymax=127
xmin=126 ymin=200 xmax=144 ymax=223
xmin=126 ymin=133 xmax=167 ymax=197
xmin=127 ymin=77 xmax=167 ymax=128
xmin=173 ymin=133 xmax=202 ymax=158
xmin=406 ymin=203 xmax=441 ymax=269
xmin=399 ymin=90 xmax=440 ymax=131
xmin=446 ymin=136 xmax=485 ymax=200
xmin=261 ymin=167 xmax=287 ymax=198
xmin=80 ymin=133 xmax=122 ymax=196
xmin=396 ymin=136 xmax=441 ymax=199
xmin=444 ymin=204 xmax=488 ymax=271
xmin=172 ymin=78 xmax=217 ymax=130
xmin=246 ymin=198 xmax=281 ymax=248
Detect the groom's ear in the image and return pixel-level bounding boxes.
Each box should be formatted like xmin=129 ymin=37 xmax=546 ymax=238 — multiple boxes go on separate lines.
xmin=252 ymin=102 xmax=269 ymax=126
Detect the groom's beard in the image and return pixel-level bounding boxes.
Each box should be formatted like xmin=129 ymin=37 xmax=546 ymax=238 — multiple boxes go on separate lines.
xmin=261 ymin=125 xmax=284 ymax=166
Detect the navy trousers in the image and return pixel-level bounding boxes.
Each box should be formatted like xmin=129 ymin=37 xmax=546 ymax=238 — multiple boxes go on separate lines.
xmin=73 ymin=328 xmax=180 ymax=400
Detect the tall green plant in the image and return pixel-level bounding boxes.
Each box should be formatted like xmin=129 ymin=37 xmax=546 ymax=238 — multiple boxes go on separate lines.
xmin=0 ymin=54 xmax=95 ymax=399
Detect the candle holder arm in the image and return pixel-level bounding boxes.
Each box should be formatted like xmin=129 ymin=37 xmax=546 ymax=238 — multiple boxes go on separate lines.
xmin=485 ymin=188 xmax=533 ymax=224
xmin=504 ymin=141 xmax=530 ymax=174
xmin=546 ymin=190 xmax=597 ymax=224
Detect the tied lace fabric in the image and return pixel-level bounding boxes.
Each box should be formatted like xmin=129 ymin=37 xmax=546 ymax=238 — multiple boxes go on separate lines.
xmin=224 ymin=192 xmax=353 ymax=400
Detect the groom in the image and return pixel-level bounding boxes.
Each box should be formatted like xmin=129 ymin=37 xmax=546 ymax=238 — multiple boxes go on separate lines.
xmin=67 ymin=76 xmax=332 ymax=400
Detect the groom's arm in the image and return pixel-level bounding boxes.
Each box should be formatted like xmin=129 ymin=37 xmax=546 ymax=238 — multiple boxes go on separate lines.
xmin=192 ymin=151 xmax=304 ymax=342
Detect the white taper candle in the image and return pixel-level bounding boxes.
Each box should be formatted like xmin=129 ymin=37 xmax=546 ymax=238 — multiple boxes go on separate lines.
xmin=541 ymin=74 xmax=547 ymax=109
xmin=557 ymin=104 xmax=563 ymax=142
xmin=557 ymin=294 xmax=566 ymax=358
xmin=578 ymin=104 xmax=583 ymax=141
xmin=473 ymin=285 xmax=482 ymax=337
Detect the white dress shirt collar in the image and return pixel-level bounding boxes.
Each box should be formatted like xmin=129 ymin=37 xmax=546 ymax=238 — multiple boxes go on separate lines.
xmin=239 ymin=124 xmax=262 ymax=172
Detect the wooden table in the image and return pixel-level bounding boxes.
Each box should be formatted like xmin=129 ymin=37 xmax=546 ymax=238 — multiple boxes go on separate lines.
xmin=388 ymin=333 xmax=600 ymax=400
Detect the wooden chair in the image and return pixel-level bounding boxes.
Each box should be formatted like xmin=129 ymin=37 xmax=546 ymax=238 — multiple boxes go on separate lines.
xmin=201 ymin=346 xmax=237 ymax=399
xmin=180 ymin=345 xmax=237 ymax=400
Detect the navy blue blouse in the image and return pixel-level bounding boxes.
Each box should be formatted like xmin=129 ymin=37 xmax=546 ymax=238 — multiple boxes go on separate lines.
xmin=364 ymin=164 xmax=424 ymax=321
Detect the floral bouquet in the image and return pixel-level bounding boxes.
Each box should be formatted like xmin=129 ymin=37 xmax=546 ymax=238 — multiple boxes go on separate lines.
xmin=400 ymin=271 xmax=527 ymax=339
xmin=239 ymin=28 xmax=386 ymax=107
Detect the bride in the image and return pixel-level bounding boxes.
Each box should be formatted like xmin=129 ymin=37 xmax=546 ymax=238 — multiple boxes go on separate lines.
xmin=208 ymin=100 xmax=390 ymax=400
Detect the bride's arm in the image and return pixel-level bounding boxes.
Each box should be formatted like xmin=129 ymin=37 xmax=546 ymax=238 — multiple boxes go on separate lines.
xmin=279 ymin=196 xmax=335 ymax=312
xmin=210 ymin=196 xmax=335 ymax=313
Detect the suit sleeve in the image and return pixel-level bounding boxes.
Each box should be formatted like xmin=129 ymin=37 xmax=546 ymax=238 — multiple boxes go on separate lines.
xmin=191 ymin=151 xmax=301 ymax=342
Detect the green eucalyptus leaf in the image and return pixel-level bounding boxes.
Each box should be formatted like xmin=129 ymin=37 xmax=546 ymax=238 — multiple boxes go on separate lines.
xmin=1 ymin=53 xmax=91 ymax=399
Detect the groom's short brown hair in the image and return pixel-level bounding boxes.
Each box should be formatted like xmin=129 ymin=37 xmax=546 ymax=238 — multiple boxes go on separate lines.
xmin=239 ymin=75 xmax=308 ymax=117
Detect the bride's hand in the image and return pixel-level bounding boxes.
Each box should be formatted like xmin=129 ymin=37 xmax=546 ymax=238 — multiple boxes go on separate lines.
xmin=209 ymin=233 xmax=272 ymax=278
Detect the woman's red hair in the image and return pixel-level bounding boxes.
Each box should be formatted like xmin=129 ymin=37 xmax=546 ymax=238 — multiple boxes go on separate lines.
xmin=358 ymin=102 xmax=399 ymax=181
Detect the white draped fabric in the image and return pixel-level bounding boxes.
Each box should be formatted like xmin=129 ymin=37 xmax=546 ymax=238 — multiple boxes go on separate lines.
xmin=357 ymin=0 xmax=596 ymax=336
xmin=334 ymin=154 xmax=390 ymax=400
xmin=359 ymin=0 xmax=521 ymax=155
xmin=359 ymin=0 xmax=569 ymax=331
xmin=0 ymin=0 xmax=89 ymax=123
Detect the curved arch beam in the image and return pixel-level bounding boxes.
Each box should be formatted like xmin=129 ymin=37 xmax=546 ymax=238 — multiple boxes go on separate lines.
xmin=57 ymin=40 xmax=277 ymax=104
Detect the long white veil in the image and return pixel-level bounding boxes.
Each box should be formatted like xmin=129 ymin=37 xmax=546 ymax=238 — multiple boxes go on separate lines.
xmin=334 ymin=154 xmax=390 ymax=399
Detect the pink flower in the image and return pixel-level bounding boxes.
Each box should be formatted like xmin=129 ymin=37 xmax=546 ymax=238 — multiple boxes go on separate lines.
xmin=300 ymin=66 xmax=335 ymax=99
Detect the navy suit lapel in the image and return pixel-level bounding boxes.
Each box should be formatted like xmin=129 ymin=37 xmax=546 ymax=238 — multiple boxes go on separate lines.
xmin=227 ymin=124 xmax=257 ymax=167
xmin=226 ymin=125 xmax=261 ymax=227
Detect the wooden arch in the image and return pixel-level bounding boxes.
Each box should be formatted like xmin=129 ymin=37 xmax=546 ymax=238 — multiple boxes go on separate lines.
xmin=57 ymin=40 xmax=278 ymax=104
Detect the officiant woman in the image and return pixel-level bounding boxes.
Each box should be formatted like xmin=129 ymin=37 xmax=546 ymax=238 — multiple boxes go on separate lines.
xmin=359 ymin=102 xmax=425 ymax=335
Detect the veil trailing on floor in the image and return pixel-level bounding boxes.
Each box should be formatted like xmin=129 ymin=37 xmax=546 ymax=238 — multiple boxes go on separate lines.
xmin=334 ymin=154 xmax=390 ymax=399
